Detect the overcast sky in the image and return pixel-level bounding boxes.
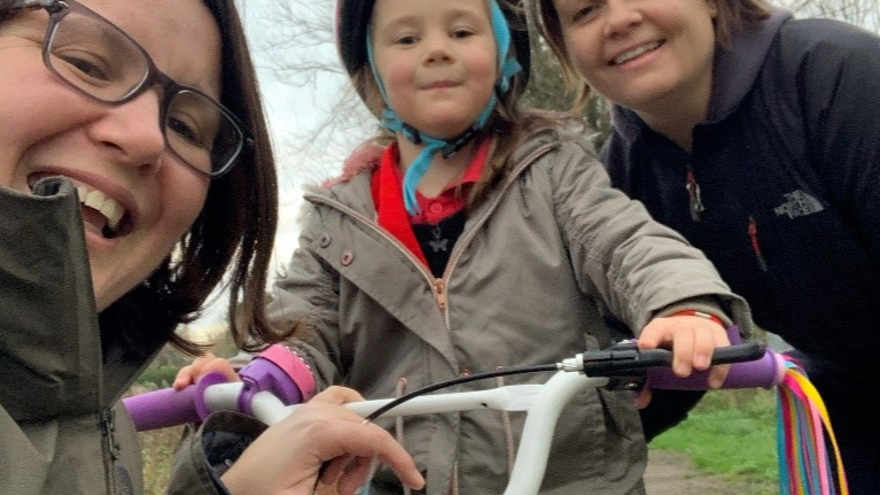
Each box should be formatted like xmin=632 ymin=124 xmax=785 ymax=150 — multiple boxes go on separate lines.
xmin=239 ymin=1 xmax=376 ymax=258
xmin=189 ymin=2 xmax=360 ymax=334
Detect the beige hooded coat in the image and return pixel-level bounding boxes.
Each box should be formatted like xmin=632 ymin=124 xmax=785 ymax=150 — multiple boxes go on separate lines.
xmin=268 ymin=126 xmax=754 ymax=495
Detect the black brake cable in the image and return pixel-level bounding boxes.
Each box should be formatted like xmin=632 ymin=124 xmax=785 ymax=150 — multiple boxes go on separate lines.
xmin=362 ymin=342 xmax=766 ymax=422
xmin=363 ymin=363 xmax=558 ymax=422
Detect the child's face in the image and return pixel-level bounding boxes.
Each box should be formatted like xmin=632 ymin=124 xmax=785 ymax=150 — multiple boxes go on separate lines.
xmin=370 ymin=0 xmax=498 ymax=139
xmin=552 ymin=0 xmax=717 ymax=116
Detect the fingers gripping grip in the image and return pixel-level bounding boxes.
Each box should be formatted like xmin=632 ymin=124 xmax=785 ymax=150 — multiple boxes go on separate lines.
xmin=123 ymin=345 xmax=316 ymax=431
xmin=582 ymin=339 xmax=786 ymax=391
xmin=644 ymin=325 xmax=786 ymax=390
xmin=123 ymin=371 xmax=229 ymax=431
xmin=645 ymin=346 xmax=786 ymax=390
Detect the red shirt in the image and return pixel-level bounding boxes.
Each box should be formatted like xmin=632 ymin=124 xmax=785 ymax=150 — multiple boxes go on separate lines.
xmin=371 ymin=138 xmax=491 ymax=267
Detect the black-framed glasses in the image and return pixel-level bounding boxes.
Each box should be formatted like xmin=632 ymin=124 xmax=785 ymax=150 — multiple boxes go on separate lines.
xmin=11 ymin=0 xmax=251 ymax=177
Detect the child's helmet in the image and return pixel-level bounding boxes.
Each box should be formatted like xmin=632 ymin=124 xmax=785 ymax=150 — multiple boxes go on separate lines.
xmin=334 ymin=0 xmax=531 ymax=214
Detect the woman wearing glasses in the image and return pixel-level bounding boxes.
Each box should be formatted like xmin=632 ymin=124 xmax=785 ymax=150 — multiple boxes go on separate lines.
xmin=0 ymin=0 xmax=422 ymax=494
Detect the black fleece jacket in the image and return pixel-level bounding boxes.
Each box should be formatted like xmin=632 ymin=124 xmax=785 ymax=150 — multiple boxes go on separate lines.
xmin=602 ymin=10 xmax=880 ymax=381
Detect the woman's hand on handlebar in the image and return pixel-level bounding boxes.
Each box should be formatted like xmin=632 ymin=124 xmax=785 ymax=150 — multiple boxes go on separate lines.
xmin=172 ymin=352 xmax=238 ymax=391
xmin=637 ymin=314 xmax=731 ymax=406
xmin=220 ymin=386 xmax=425 ymax=495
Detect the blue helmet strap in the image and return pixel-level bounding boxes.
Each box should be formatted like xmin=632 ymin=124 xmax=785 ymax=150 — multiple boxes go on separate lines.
xmin=367 ymin=0 xmax=522 ymax=214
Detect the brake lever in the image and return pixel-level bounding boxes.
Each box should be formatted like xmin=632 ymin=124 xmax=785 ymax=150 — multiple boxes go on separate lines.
xmin=560 ymin=341 xmax=768 ymax=391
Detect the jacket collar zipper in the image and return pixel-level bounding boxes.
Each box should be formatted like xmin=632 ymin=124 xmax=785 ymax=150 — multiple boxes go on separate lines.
xmin=442 ymin=140 xmax=556 ymax=274
xmin=432 ymin=278 xmax=447 ymax=310
xmin=101 ymin=407 xmax=120 ymax=492
xmin=433 ymin=141 xmax=555 ymax=311
xmin=748 ymin=215 xmax=769 ymax=272
xmin=686 ymin=166 xmax=705 ymax=222
xmin=101 ymin=407 xmax=121 ymax=460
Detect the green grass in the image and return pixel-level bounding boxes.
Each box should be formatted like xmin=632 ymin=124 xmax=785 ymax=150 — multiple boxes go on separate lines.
xmin=649 ymin=388 xmax=779 ymax=493
xmin=135 ymin=365 xmax=180 ymax=390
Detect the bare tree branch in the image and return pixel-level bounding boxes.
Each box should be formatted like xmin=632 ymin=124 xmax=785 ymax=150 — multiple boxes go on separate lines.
xmin=777 ymin=0 xmax=879 ymax=31
xmin=245 ymin=0 xmax=374 ymax=185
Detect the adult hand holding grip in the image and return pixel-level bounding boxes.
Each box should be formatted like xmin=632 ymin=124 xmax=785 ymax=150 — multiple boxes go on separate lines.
xmin=123 ymin=345 xmax=314 ymax=431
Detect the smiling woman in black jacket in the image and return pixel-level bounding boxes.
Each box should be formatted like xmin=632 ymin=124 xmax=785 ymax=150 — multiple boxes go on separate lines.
xmin=531 ymin=0 xmax=880 ymax=492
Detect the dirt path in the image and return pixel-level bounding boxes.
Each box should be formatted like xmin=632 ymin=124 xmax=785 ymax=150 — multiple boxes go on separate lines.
xmin=645 ymin=450 xmax=770 ymax=495
xmin=309 ymin=448 xmax=764 ymax=495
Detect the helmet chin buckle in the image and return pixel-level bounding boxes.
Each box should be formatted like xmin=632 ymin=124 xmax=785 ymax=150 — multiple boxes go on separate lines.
xmin=398 ymin=122 xmax=476 ymax=160
xmin=441 ymin=129 xmax=478 ymax=159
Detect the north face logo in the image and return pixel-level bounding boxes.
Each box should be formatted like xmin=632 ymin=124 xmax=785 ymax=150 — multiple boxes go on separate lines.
xmin=773 ymin=190 xmax=824 ymax=219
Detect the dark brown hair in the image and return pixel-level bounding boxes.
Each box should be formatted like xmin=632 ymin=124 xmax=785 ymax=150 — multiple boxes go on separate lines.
xmin=143 ymin=0 xmax=283 ymax=354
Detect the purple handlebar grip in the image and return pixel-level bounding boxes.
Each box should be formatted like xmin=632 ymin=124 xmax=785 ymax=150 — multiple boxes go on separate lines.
xmin=123 ymin=345 xmax=310 ymax=430
xmin=646 ymin=350 xmax=786 ymax=390
xmin=123 ymin=371 xmax=229 ymax=431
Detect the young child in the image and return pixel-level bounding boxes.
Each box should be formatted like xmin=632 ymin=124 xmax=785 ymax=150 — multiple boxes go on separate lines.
xmin=267 ymin=0 xmax=754 ymax=493
xmin=530 ymin=1 xmax=880 ymax=491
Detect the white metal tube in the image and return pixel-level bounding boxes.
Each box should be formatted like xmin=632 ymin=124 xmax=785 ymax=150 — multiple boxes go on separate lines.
xmin=274 ymin=384 xmax=543 ymax=420
xmin=199 ymin=372 xmax=610 ymax=495
xmin=249 ymin=391 xmax=292 ymax=425
xmin=502 ymin=372 xmax=608 ymax=495
xmin=202 ymin=382 xmax=244 ymax=412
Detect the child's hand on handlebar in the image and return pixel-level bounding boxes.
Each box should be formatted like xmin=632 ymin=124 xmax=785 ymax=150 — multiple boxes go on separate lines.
xmin=221 ymin=386 xmax=425 ymax=495
xmin=172 ymin=352 xmax=238 ymax=391
xmin=636 ymin=313 xmax=731 ymax=406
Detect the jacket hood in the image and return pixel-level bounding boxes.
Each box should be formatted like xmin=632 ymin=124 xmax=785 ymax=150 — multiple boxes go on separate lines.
xmin=611 ymin=7 xmax=795 ymax=142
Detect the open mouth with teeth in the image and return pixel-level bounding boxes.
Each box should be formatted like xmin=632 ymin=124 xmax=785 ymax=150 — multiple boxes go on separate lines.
xmin=76 ymin=184 xmax=130 ymax=239
xmin=28 ymin=175 xmax=131 ymax=239
xmin=610 ymin=40 xmax=664 ymax=66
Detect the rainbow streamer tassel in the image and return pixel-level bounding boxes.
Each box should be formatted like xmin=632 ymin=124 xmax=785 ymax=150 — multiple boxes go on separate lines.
xmin=776 ymin=357 xmax=849 ymax=495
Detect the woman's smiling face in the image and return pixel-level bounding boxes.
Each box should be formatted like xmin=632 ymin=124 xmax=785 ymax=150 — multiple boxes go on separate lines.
xmin=0 ymin=0 xmax=222 ymax=311
xmin=553 ymin=0 xmax=718 ymax=116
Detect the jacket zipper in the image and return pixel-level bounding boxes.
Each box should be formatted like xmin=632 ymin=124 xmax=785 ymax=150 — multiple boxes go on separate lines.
xmin=101 ymin=407 xmax=120 ymax=492
xmin=440 ymin=142 xmax=555 ymax=278
xmin=685 ymin=166 xmax=705 ymax=222
xmin=432 ymin=278 xmax=447 ymax=310
xmin=435 ymin=142 xmax=554 ymax=320
xmin=747 ymin=215 xmax=769 ymax=272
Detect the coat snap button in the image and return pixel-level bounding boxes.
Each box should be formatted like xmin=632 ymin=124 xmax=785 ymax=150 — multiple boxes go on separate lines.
xmin=341 ymin=251 xmax=354 ymax=266
xmin=319 ymin=233 xmax=332 ymax=248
